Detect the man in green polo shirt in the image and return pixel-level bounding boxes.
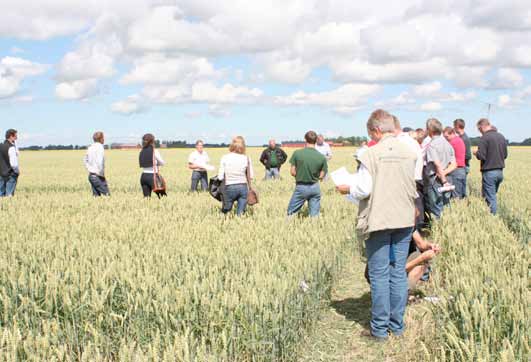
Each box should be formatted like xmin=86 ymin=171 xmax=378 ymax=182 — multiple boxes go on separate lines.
xmin=287 ymin=130 xmax=328 ymax=217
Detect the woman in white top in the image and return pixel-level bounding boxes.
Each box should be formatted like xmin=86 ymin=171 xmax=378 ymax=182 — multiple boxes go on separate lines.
xmin=138 ymin=133 xmax=166 ymax=198
xmin=218 ymin=136 xmax=254 ymax=215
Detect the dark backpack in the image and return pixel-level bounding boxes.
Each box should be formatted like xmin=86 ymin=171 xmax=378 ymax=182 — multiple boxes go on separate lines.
xmin=209 ymin=176 xmax=225 ymax=202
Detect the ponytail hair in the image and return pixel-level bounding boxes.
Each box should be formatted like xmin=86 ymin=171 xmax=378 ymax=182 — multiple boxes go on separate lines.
xmin=142 ymin=133 xmax=155 ymax=148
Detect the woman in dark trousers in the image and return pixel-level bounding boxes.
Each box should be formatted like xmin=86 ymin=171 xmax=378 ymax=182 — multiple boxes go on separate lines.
xmin=139 ymin=133 xmax=166 ymax=198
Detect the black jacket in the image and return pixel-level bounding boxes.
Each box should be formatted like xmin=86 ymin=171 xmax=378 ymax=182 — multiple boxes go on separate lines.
xmin=460 ymin=132 xmax=472 ymax=167
xmin=260 ymin=146 xmax=287 ymax=169
xmin=0 ymin=141 xmax=15 ymax=177
xmin=476 ymin=129 xmax=508 ymax=172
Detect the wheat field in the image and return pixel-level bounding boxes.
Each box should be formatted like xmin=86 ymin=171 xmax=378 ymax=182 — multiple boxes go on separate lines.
xmin=0 ymin=147 xmax=528 ymax=361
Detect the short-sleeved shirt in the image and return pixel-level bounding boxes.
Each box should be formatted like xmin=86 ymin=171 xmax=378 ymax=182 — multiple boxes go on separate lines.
xmin=449 ymin=136 xmax=466 ymax=168
xmin=289 ymin=147 xmax=328 ymax=184
xmin=315 ymin=142 xmax=332 ymax=158
xmin=188 ymin=150 xmax=210 ymax=171
xmin=423 ymin=135 xmax=455 ymax=181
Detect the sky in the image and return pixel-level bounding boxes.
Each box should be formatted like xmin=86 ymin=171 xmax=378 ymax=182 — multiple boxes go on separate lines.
xmin=1 ymin=0 xmax=530 ymax=146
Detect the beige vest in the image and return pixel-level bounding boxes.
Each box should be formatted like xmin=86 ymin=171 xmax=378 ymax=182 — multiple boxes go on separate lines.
xmin=356 ymin=135 xmax=417 ymax=239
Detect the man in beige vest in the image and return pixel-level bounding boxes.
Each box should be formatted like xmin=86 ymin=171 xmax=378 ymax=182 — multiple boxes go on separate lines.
xmin=337 ymin=109 xmax=417 ymax=340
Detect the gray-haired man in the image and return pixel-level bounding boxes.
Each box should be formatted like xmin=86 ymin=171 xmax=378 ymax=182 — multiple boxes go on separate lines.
xmin=423 ymin=118 xmax=457 ymax=218
xmin=337 ymin=109 xmax=417 ymax=340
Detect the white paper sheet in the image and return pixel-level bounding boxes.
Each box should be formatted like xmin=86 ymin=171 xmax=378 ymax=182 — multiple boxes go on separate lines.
xmin=330 ymin=167 xmax=355 ymax=186
xmin=331 ymin=167 xmax=362 ymax=205
xmin=196 ymin=163 xmax=215 ymax=171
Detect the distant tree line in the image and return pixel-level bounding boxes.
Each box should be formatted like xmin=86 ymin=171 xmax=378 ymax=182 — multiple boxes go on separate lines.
xmin=509 ymin=137 xmax=531 ymax=146
xmin=161 ymin=140 xmax=229 ymax=148
xmin=20 ymin=144 xmax=93 ymax=151
xmin=282 ymin=136 xmax=368 ymax=146
xmin=18 ymin=137 xmax=531 ymax=151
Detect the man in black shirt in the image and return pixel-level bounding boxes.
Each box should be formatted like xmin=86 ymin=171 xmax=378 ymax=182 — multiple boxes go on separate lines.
xmin=454 ymin=119 xmax=472 ymax=197
xmin=474 ymin=119 xmax=508 ymax=214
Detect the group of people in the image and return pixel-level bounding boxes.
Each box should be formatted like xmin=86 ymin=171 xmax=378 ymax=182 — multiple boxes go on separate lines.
xmin=1 ymin=115 xmax=508 ymax=342
xmin=81 ymin=129 xmax=335 ymax=217
xmin=334 ymin=110 xmax=508 ymax=340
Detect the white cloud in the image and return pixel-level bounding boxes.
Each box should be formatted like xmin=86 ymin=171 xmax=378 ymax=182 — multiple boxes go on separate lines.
xmin=0 ymin=0 xmax=166 ymax=40
xmin=439 ymin=91 xmax=476 ymax=102
xmin=57 ymin=47 xmax=116 ymax=82
xmin=54 ymin=14 xmax=126 ymax=100
xmin=449 ymin=66 xmax=489 ymax=88
xmin=111 ymin=95 xmax=145 ymax=115
xmin=331 ymin=59 xmax=448 ymax=84
xmin=361 ymin=23 xmax=429 ymax=63
xmin=464 ymin=0 xmax=531 ymax=31
xmin=0 ymin=57 xmax=48 ymax=99
xmin=121 ymin=54 xmax=218 ymax=85
xmin=55 ymin=79 xmax=99 ymax=100
xmin=141 ymin=81 xmax=263 ymax=105
xmin=276 ymin=83 xmax=381 ymax=113
xmin=2 ymin=0 xmax=531 ymax=112
xmin=261 ymin=56 xmax=312 ymax=84
xmin=490 ymin=68 xmax=524 ymax=89
xmin=497 ymin=86 xmax=531 ymax=108
xmin=191 ymin=82 xmax=263 ymax=104
xmin=142 ymin=85 xmax=190 ymax=104
xmin=413 ymin=82 xmax=443 ymax=97
xmin=419 ymin=101 xmax=442 ymax=112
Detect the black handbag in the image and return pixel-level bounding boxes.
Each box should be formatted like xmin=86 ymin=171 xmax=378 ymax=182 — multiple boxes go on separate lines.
xmin=209 ymin=176 xmax=225 ymax=202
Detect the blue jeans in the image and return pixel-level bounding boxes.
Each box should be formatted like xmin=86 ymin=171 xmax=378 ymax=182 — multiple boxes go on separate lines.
xmin=482 ymin=169 xmax=504 ymax=215
xmin=287 ymin=183 xmax=321 ymax=217
xmin=265 ymin=167 xmax=280 ymax=180
xmin=365 ymin=227 xmax=413 ymax=339
xmin=449 ymin=168 xmax=466 ymax=199
xmin=191 ymin=170 xmax=208 ymax=191
xmin=425 ymin=175 xmax=453 ymax=219
xmin=88 ymin=174 xmax=110 ymax=196
xmin=0 ymin=174 xmax=18 ymax=197
xmin=425 ymin=181 xmax=443 ymax=219
xmin=222 ymin=183 xmax=248 ymax=216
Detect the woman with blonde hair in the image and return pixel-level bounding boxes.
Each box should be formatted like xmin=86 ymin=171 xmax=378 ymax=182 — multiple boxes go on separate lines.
xmin=218 ymin=136 xmax=254 ymax=215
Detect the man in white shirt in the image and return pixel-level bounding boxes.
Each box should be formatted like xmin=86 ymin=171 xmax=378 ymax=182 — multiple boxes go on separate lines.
xmin=315 ymin=134 xmax=332 ymax=180
xmin=315 ymin=134 xmax=332 ymax=160
xmin=83 ymin=131 xmax=109 ymax=196
xmin=0 ymin=129 xmax=20 ymax=197
xmin=188 ymin=140 xmax=211 ymax=192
